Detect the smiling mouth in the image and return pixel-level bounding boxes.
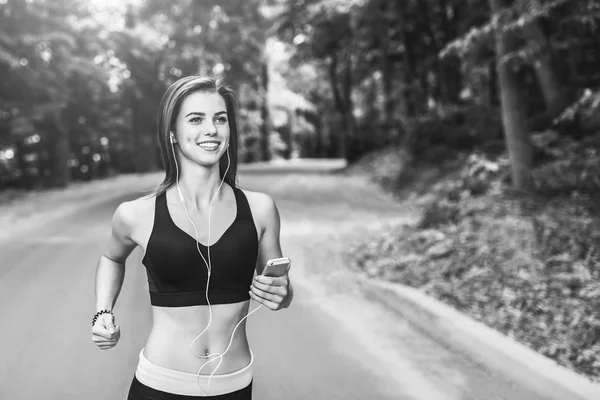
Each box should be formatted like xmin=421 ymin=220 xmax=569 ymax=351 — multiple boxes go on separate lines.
xmin=197 ymin=141 xmax=220 ymax=150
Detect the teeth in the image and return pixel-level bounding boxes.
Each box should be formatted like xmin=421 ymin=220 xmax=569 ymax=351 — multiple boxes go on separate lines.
xmin=198 ymin=142 xmax=219 ymax=149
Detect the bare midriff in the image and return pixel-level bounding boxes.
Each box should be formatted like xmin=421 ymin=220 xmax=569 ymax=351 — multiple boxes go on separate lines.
xmin=143 ymin=300 xmax=252 ymax=375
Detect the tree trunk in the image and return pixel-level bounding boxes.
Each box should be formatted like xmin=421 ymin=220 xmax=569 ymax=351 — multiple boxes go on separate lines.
xmin=303 ymin=110 xmax=324 ymax=158
xmin=518 ymin=0 xmax=567 ymax=117
xmin=313 ymin=113 xmax=324 ymax=158
xmin=488 ymin=60 xmax=498 ymax=107
xmin=131 ymin=96 xmax=159 ymax=172
xmin=130 ymin=90 xmax=144 ymax=172
xmin=398 ymin=64 xmax=416 ymax=151
xmin=437 ymin=0 xmax=463 ymax=104
xmin=46 ymin=108 xmax=70 ymax=188
xmin=342 ymin=53 xmax=359 ymax=159
xmin=282 ymin=107 xmax=293 ymax=159
xmin=377 ymin=0 xmax=397 ymax=141
xmin=328 ymin=53 xmax=348 ymax=159
xmin=260 ymin=61 xmax=272 ymax=162
xmin=396 ymin=1 xmax=417 ymax=151
xmin=490 ymin=0 xmax=534 ymax=190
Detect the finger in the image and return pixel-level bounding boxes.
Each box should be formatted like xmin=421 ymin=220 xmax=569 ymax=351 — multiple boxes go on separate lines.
xmin=92 ymin=329 xmax=114 ymax=340
xmin=92 ymin=324 xmax=118 ymax=339
xmin=250 ymin=284 xmax=284 ymax=303
xmin=96 ymin=343 xmax=116 ymax=351
xmin=92 ymin=325 xmax=120 ymax=340
xmin=249 ymin=290 xmax=279 ymax=310
xmin=255 ymin=275 xmax=287 ymax=286
xmin=254 ymin=275 xmax=274 ymax=285
xmin=250 ymin=286 xmax=285 ymax=302
xmin=93 ymin=330 xmax=120 ymax=341
xmin=95 ymin=340 xmax=117 ymax=346
xmin=92 ymin=335 xmax=118 ymax=344
xmin=250 ymin=286 xmax=284 ymax=308
xmin=252 ymin=280 xmax=287 ymax=296
xmin=100 ymin=314 xmax=117 ymax=334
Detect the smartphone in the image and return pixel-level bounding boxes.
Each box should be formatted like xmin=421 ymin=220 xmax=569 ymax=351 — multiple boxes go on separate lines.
xmin=261 ymin=257 xmax=291 ymax=277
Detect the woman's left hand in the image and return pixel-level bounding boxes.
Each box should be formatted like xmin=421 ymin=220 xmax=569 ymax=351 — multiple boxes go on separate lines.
xmin=249 ymin=275 xmax=291 ymax=310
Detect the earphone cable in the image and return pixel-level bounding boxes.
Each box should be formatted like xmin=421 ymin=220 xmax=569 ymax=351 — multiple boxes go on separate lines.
xmin=170 ymin=137 xmax=261 ymax=396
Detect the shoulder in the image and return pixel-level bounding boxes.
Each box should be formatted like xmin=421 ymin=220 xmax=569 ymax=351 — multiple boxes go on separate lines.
xmin=239 ymin=188 xmax=279 ymax=216
xmin=112 ymin=193 xmax=156 ymax=238
xmin=238 ymin=188 xmax=280 ymax=230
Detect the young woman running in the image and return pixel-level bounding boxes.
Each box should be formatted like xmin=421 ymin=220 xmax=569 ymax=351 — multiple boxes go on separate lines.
xmin=91 ymin=76 xmax=293 ymax=399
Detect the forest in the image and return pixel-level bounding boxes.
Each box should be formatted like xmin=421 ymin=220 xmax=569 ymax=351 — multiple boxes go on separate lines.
xmin=0 ymin=0 xmax=599 ymax=192
xmin=1 ymin=0 xmax=600 ymax=381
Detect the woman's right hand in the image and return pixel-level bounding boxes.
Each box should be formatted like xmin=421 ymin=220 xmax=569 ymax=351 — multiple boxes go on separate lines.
xmin=92 ymin=313 xmax=121 ymax=350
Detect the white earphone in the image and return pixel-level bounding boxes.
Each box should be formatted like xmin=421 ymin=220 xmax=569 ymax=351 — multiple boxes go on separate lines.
xmin=169 ymin=131 xmax=261 ymax=395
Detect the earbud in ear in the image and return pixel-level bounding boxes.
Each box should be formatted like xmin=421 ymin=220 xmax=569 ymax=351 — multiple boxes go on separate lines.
xmin=170 ymin=132 xmax=176 ymax=144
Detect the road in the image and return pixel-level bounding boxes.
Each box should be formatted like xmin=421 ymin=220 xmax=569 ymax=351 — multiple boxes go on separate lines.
xmin=0 ymin=160 xmax=548 ymax=400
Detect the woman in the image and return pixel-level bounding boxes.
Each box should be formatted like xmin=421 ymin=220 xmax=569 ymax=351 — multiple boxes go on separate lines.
xmin=91 ymin=76 xmax=293 ymax=399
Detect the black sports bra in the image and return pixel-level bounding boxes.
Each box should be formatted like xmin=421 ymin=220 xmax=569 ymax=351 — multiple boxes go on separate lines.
xmin=141 ymin=186 xmax=259 ymax=307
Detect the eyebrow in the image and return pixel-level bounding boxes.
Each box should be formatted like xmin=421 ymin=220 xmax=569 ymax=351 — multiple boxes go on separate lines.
xmin=185 ymin=111 xmax=228 ymax=117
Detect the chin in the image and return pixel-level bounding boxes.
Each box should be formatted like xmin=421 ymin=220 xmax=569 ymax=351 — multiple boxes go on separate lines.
xmin=194 ymin=153 xmax=226 ymax=167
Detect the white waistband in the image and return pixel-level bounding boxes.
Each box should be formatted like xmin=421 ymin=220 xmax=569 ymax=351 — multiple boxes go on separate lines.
xmin=134 ymin=348 xmax=253 ymax=397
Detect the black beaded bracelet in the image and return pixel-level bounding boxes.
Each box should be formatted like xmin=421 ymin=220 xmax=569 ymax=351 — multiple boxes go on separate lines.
xmin=92 ymin=309 xmax=113 ymax=327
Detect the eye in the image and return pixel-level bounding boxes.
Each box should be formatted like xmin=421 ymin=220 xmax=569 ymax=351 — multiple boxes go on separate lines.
xmin=189 ymin=117 xmax=203 ymax=124
xmin=215 ymin=116 xmax=228 ymax=124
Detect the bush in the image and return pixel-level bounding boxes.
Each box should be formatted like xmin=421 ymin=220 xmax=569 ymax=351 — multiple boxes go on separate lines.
xmin=411 ymin=105 xmax=503 ymax=162
xmin=344 ymin=146 xmax=412 ymax=185
xmin=531 ymin=129 xmax=600 ymax=196
xmin=347 ymin=146 xmax=600 ymax=380
xmin=418 ymin=153 xmax=510 ymax=229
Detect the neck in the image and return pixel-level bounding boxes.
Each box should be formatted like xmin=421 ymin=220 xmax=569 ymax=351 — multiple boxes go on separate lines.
xmin=175 ymin=159 xmax=227 ymax=211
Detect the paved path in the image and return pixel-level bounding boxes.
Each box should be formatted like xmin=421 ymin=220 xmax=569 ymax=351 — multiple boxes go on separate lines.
xmin=0 ymin=160 xmax=546 ymax=399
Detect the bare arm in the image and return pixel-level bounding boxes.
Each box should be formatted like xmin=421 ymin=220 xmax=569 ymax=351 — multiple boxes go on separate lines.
xmin=95 ymin=202 xmax=137 ymax=312
xmin=255 ymin=194 xmax=283 ymax=275
xmin=251 ymin=193 xmax=294 ymax=310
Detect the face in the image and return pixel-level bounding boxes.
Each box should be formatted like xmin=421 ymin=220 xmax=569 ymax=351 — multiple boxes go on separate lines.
xmin=172 ymin=91 xmax=230 ymax=167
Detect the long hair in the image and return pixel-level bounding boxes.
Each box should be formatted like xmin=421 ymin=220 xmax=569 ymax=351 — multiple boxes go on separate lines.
xmin=153 ymin=76 xmax=239 ymax=196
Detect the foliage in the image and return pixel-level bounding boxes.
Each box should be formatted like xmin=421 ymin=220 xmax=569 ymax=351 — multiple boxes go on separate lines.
xmin=528 ymin=89 xmax=600 ymax=196
xmin=440 ymin=0 xmax=574 ymax=60
xmin=344 ymin=145 xmax=411 ymax=185
xmin=0 ymin=0 xmax=302 ymax=188
xmin=2 ymin=0 xmax=600 ymax=187
xmin=273 ymin=0 xmax=600 ymax=167
xmin=554 ymin=88 xmax=600 ymax=133
xmin=346 ymin=149 xmax=600 ymax=380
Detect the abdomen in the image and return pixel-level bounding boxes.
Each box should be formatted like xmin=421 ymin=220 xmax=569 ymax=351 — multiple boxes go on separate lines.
xmin=144 ymin=300 xmax=253 ymax=375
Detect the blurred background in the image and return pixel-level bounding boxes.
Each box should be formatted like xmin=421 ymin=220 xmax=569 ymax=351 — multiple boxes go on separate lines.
xmin=0 ymin=0 xmax=598 ymax=192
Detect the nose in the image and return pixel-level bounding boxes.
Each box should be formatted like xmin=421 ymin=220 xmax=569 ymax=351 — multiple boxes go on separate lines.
xmin=204 ymin=122 xmax=217 ymax=135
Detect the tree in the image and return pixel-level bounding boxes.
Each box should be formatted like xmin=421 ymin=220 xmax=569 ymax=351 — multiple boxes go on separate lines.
xmin=489 ymin=0 xmax=533 ymax=190
xmin=139 ymin=0 xmax=277 ymax=162
xmin=0 ymin=0 xmax=111 ymax=187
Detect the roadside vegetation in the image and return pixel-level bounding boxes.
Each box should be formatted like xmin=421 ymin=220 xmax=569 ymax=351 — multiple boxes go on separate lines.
xmin=345 ymin=95 xmax=600 ymax=380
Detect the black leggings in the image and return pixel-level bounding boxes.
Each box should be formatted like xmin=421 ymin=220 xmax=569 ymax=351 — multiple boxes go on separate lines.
xmin=127 ymin=376 xmax=253 ymax=400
